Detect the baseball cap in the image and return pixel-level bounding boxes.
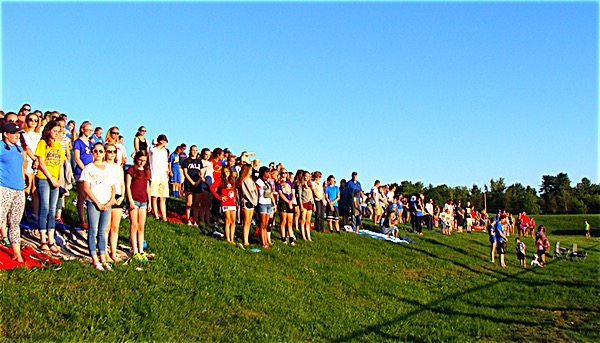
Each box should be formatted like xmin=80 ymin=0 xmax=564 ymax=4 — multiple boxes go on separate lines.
xmin=1 ymin=122 xmax=23 ymax=134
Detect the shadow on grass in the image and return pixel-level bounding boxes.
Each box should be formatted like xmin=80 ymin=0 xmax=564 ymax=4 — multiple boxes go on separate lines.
xmin=330 ymin=238 xmax=596 ymax=342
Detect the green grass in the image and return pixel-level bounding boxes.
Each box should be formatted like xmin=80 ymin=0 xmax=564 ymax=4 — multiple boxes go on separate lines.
xmin=1 ymin=197 xmax=598 ymax=342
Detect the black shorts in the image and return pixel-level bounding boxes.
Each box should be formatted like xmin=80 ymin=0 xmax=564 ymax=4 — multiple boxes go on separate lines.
xmin=241 ymin=199 xmax=255 ymax=210
xmin=112 ymin=194 xmax=124 ymax=209
xmin=517 ymin=252 xmax=525 ymax=260
xmin=184 ymin=181 xmax=202 ymax=194
xmin=278 ymin=201 xmax=294 ymax=214
xmin=496 ymin=241 xmax=507 ymax=254
xmin=326 ymin=206 xmax=339 ymax=221
xmin=211 ymin=197 xmax=221 ymax=216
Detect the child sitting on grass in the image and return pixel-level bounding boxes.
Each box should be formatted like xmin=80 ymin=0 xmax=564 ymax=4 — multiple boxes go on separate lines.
xmin=531 ymin=254 xmax=544 ymax=268
xmin=515 ymin=237 xmax=526 ymax=268
xmin=381 ymin=211 xmax=399 ymax=238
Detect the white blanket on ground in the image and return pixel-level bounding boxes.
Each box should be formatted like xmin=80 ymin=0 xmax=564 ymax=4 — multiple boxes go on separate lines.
xmin=358 ymin=230 xmax=410 ymax=244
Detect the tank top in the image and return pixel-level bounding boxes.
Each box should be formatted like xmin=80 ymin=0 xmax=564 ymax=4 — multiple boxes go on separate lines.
xmin=138 ymin=138 xmax=148 ymax=152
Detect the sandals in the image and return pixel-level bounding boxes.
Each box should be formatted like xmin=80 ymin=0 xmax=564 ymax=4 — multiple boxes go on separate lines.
xmin=48 ymin=243 xmax=60 ymax=254
xmin=40 ymin=243 xmax=51 ymax=253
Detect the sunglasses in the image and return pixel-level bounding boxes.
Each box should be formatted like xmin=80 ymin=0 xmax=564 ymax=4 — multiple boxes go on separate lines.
xmin=106 ymin=150 xmax=117 ymax=153
xmin=140 ymin=129 xmax=146 ymax=132
xmin=27 ymin=118 xmax=39 ymax=122
xmin=111 ymin=131 xmax=119 ymax=135
xmin=6 ymin=119 xmax=18 ymax=123
xmin=93 ymin=149 xmax=105 ymax=153
xmin=137 ymin=159 xmax=147 ymax=163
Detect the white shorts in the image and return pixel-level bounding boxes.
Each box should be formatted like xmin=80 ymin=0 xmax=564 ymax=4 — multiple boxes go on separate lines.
xmin=222 ymin=206 xmax=236 ymax=212
xmin=150 ymin=178 xmax=169 ymax=198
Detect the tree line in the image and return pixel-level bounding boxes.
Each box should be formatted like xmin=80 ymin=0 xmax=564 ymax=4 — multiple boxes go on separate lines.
xmin=390 ymin=172 xmax=599 ymax=215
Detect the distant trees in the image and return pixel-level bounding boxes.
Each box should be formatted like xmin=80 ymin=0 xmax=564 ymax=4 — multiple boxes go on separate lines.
xmin=390 ymin=172 xmax=598 ymax=214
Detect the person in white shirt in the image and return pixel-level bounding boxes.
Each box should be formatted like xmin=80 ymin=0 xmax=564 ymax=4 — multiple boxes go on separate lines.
xmin=149 ymin=134 xmax=170 ymax=221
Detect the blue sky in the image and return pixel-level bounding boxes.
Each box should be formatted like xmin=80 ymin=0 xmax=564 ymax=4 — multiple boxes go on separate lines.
xmin=1 ymin=1 xmax=598 ymax=192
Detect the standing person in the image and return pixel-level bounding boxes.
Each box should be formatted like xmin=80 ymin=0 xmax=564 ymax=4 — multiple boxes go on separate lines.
xmin=210 ymin=167 xmax=237 ymax=244
xmin=351 ymin=189 xmax=362 ymax=233
xmin=177 ymin=143 xmax=187 ymax=198
xmin=276 ymin=170 xmax=296 ymax=245
xmin=495 ymin=215 xmax=508 ymax=268
xmin=324 ymin=175 xmax=341 ymax=233
xmin=133 ymin=126 xmax=149 ymax=153
xmin=515 ymin=237 xmax=527 ymax=268
xmin=198 ymin=148 xmax=213 ymax=226
xmin=338 ymin=179 xmax=352 ymax=226
xmin=81 ymin=142 xmax=116 ymax=271
xmin=488 ymin=218 xmax=497 ymax=263
xmin=424 ymin=198 xmax=434 ymax=231
xmin=414 ymin=194 xmax=425 ymax=236
xmin=210 ymin=148 xmax=225 ymax=227
xmin=91 ymin=127 xmax=104 ymax=145
xmin=371 ymin=180 xmax=383 ymax=225
xmin=464 ymin=201 xmax=474 ymax=233
xmin=311 ymin=171 xmax=325 ymax=233
xmin=22 ymin=112 xmax=42 ymax=222
xmin=298 ymin=171 xmax=315 ymax=241
xmin=73 ymin=121 xmax=94 ymax=228
xmin=255 ymin=167 xmax=275 ymax=249
xmin=0 ymin=122 xmax=27 ymax=262
xmin=104 ymin=126 xmax=126 ymax=166
xmin=16 ymin=104 xmax=31 ymax=129
xmin=126 ymin=151 xmax=151 ymax=262
xmin=182 ymin=146 xmax=202 ymax=226
xmin=237 ymin=164 xmax=258 ymax=246
xmin=149 ymin=134 xmax=170 ymax=221
xmin=455 ymin=201 xmax=465 ymax=233
xmin=169 ymin=145 xmax=183 ymax=198
xmin=105 ymin=143 xmax=125 ymax=262
xmin=35 ymin=120 xmax=65 ymax=254
xmin=292 ymin=170 xmax=303 ymax=233
xmin=346 ymin=171 xmax=362 ymax=226
xmin=585 ymin=220 xmax=590 ymax=238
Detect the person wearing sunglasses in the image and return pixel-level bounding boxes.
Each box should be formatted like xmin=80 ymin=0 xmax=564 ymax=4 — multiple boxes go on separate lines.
xmin=126 ymin=150 xmax=151 ymax=262
xmin=22 ymin=113 xmax=42 ymax=222
xmin=104 ymin=126 xmax=126 ymax=166
xmin=133 ymin=126 xmax=148 ymax=154
xmin=104 ymin=143 xmax=125 ymax=263
xmin=73 ymin=121 xmax=95 ymax=229
xmin=17 ymin=104 xmax=31 ymax=130
xmin=80 ymin=142 xmax=116 ymax=271
xmin=149 ymin=134 xmax=170 ymax=221
xmin=34 ymin=120 xmax=66 ymax=254
xmin=0 ymin=122 xmax=26 ymax=263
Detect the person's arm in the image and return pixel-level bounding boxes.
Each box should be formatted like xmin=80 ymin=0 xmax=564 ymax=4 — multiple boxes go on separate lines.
xmin=74 ymin=146 xmax=85 ymax=171
xmin=37 ymin=156 xmax=60 ymax=188
xmin=104 ymin=184 xmax=116 ymax=209
xmin=116 ymin=170 xmax=125 ymax=205
xmin=134 ymin=137 xmax=140 ymax=152
xmin=210 ymin=179 xmax=222 ymax=199
xmin=126 ymin=171 xmax=135 ymax=211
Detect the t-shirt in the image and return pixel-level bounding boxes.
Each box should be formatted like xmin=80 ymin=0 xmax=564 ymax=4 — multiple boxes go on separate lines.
xmin=201 ymin=159 xmax=214 ymax=185
xmin=73 ymin=138 xmax=94 ymax=175
xmin=516 ymin=242 xmax=526 ymax=254
xmin=35 ymin=140 xmax=66 ymax=179
xmin=21 ymin=131 xmax=41 ymax=161
xmin=275 ymin=180 xmax=293 ymax=202
xmin=255 ymin=179 xmax=273 ymax=205
xmin=346 ymin=180 xmax=362 ymax=194
xmin=178 ymin=151 xmax=187 ymax=166
xmin=80 ymin=162 xmax=116 ymax=204
xmin=312 ymin=180 xmax=325 ymax=201
xmin=211 ymin=159 xmax=223 ymax=185
xmin=127 ymin=166 xmax=149 ymax=203
xmin=182 ymin=157 xmax=202 ymax=182
xmin=210 ymin=179 xmax=236 ymax=207
xmin=325 ymin=185 xmax=340 ymax=207
xmin=91 ymin=135 xmax=104 ymax=145
xmin=169 ymin=152 xmax=180 ymax=168
xmin=495 ymin=221 xmax=506 ymax=243
xmin=106 ymin=163 xmax=124 ymax=195
xmin=0 ymin=143 xmax=25 ymax=190
xmin=149 ymin=146 xmax=169 ymax=181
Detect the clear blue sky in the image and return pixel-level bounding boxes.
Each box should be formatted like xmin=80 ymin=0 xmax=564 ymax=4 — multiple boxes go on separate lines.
xmin=2 ymin=1 xmax=598 ymax=191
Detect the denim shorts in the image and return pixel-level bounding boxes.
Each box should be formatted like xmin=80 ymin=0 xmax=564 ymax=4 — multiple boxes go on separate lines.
xmin=133 ymin=201 xmax=148 ymax=209
xmin=257 ymin=203 xmax=273 ymax=215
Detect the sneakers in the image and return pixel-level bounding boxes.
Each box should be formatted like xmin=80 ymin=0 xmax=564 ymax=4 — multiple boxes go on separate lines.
xmin=187 ymin=221 xmax=193 ymax=226
xmin=93 ymin=262 xmax=105 ymax=272
xmin=289 ymin=237 xmax=296 ymax=247
xmin=103 ymin=263 xmax=113 ymax=271
xmin=263 ymin=245 xmax=271 ymax=250
xmin=72 ymin=199 xmax=77 ymax=206
xmin=2 ymin=237 xmax=11 ymax=247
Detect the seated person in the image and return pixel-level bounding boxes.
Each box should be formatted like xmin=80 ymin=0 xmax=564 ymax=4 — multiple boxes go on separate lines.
xmin=381 ymin=211 xmax=399 ymax=238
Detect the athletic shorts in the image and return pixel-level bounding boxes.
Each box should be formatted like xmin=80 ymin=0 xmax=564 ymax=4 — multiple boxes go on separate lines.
xmin=326 ymin=206 xmax=339 ymax=221
xmin=170 ymin=167 xmax=181 ymax=183
xmin=302 ymin=202 xmax=313 ymax=211
xmin=150 ymin=178 xmax=169 ymax=198
xmin=496 ymin=241 xmax=507 ymax=254
xmin=222 ymin=206 xmax=236 ymax=212
xmin=278 ymin=201 xmax=294 ymax=214
xmin=517 ymin=252 xmax=525 ymax=260
xmin=537 ymin=249 xmax=545 ymax=260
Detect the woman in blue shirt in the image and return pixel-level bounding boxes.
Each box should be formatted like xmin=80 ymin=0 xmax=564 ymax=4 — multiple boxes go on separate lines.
xmin=0 ymin=123 xmax=26 ymax=263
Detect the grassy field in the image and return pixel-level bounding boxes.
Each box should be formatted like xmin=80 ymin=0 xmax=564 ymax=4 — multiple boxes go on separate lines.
xmin=1 ymin=197 xmax=598 ymax=342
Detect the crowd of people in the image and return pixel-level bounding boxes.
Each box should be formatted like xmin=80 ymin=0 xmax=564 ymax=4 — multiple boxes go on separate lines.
xmin=0 ymin=105 xmax=554 ymax=271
